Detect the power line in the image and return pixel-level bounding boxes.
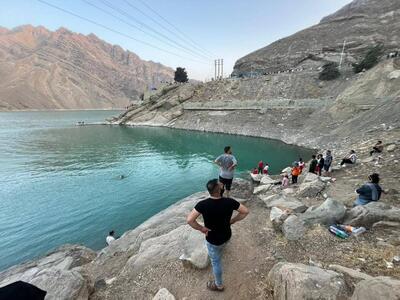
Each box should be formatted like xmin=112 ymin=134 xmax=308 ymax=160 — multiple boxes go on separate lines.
xmin=99 ymin=0 xmax=212 ymax=62
xmin=36 ymin=0 xmax=210 ymax=65
xmin=81 ymin=0 xmax=209 ymax=62
xmin=135 ymin=0 xmax=216 ymax=58
xmin=121 ymin=0 xmax=214 ymax=60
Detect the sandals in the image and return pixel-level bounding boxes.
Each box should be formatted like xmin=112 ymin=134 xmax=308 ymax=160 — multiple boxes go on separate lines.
xmin=207 ymin=281 xmax=224 ymax=292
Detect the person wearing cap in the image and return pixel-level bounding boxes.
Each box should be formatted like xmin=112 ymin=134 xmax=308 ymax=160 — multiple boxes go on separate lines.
xmin=187 ymin=179 xmax=249 ymax=292
xmin=354 ymin=173 xmax=384 ymax=206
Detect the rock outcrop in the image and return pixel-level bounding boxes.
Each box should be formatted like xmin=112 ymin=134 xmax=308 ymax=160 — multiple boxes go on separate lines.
xmin=233 ymin=0 xmax=400 ymax=76
xmin=351 ymin=276 xmax=400 ymax=300
xmin=267 ymin=262 xmax=348 ymax=300
xmin=0 ymin=245 xmax=96 ymax=299
xmin=0 ymin=25 xmax=174 ymax=110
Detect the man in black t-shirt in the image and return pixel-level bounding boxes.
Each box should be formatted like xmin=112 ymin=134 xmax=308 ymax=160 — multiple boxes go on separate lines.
xmin=187 ymin=179 xmax=249 ymax=292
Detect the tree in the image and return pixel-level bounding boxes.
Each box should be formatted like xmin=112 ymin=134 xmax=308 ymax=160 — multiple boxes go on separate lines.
xmin=352 ymin=44 xmax=384 ymax=73
xmin=174 ymin=67 xmax=188 ymax=83
xmin=319 ymin=62 xmax=340 ymax=81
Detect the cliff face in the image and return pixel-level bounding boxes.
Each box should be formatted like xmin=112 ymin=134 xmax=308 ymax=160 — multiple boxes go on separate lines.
xmin=0 ymin=25 xmax=174 ymax=110
xmin=233 ymin=0 xmax=400 ymax=76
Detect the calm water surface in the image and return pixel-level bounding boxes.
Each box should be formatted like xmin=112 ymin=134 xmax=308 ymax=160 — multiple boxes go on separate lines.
xmin=0 ymin=110 xmax=313 ymax=271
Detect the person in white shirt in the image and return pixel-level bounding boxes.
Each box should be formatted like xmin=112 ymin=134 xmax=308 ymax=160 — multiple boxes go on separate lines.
xmin=263 ymin=163 xmax=269 ymax=175
xmin=106 ymin=230 xmax=116 ymax=245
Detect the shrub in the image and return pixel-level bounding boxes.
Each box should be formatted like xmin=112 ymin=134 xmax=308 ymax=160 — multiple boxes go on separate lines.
xmin=352 ymin=44 xmax=384 ymax=73
xmin=319 ymin=62 xmax=340 ymax=81
xmin=174 ymin=67 xmax=188 ymax=83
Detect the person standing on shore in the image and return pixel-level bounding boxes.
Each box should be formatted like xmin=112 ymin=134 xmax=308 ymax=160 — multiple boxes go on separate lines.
xmin=187 ymin=179 xmax=249 ymax=292
xmin=257 ymin=161 xmax=264 ymax=175
xmin=215 ymin=146 xmax=237 ymax=197
xmin=324 ymin=150 xmax=333 ymax=174
xmin=317 ymin=154 xmax=325 ymax=176
xmin=309 ymin=155 xmax=318 ymax=174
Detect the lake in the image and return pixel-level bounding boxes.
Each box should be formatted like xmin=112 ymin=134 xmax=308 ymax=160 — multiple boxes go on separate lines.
xmin=0 ymin=110 xmax=313 ymax=271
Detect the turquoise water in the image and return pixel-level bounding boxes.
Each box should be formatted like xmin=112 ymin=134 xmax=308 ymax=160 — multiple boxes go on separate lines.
xmin=0 ymin=110 xmax=313 ymax=271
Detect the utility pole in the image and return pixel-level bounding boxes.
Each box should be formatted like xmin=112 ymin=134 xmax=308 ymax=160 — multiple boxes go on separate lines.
xmin=217 ymin=59 xmax=220 ymax=80
xmin=339 ymin=40 xmax=346 ymax=69
xmin=214 ymin=60 xmax=217 ymax=80
xmin=221 ymin=59 xmax=224 ymax=79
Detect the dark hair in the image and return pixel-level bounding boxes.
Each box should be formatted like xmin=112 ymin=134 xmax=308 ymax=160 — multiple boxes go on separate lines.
xmin=369 ymin=173 xmax=380 ymax=184
xmin=378 ymin=141 xmax=382 ymax=143
xmin=299 ymin=158 xmax=303 ymax=161
xmin=206 ymin=179 xmax=219 ymax=194
xmin=312 ymin=155 xmax=316 ymax=159
xmin=350 ymin=150 xmax=355 ymax=153
xmin=109 ymin=230 xmax=115 ymax=236
xmin=224 ymin=146 xmax=231 ymax=153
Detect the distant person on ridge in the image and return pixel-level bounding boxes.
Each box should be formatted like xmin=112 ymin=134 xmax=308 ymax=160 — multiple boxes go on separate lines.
xmin=340 ymin=150 xmax=357 ymax=166
xmin=106 ymin=230 xmax=116 ymax=246
xmin=309 ymin=155 xmax=318 ymax=174
xmin=187 ymin=179 xmax=249 ymax=292
xmin=215 ymin=146 xmax=238 ymax=197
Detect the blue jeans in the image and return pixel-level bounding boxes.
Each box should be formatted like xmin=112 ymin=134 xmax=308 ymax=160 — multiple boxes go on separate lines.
xmin=206 ymin=241 xmax=225 ymax=286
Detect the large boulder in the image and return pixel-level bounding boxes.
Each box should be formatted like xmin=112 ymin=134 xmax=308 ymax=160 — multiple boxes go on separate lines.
xmin=282 ymin=198 xmax=346 ymax=240
xmin=123 ymin=225 xmax=208 ymax=273
xmin=301 ymin=198 xmax=346 ymax=226
xmin=30 ymin=268 xmax=89 ymax=300
xmin=253 ymin=184 xmax=272 ymax=195
xmin=0 ymin=245 xmax=96 ymax=298
xmin=282 ymin=215 xmax=306 ymax=240
xmin=343 ymin=202 xmax=400 ymax=227
xmin=261 ymin=194 xmax=308 ymax=213
xmin=297 ymin=180 xmax=325 ymax=198
xmin=303 ymin=172 xmax=319 ymax=183
xmin=351 ymin=276 xmax=400 ymax=300
xmin=268 ymin=262 xmax=347 ymax=300
xmin=260 ymin=175 xmax=278 ymax=185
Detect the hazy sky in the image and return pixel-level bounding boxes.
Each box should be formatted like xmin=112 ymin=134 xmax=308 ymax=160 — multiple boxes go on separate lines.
xmin=1 ymin=0 xmax=352 ymax=80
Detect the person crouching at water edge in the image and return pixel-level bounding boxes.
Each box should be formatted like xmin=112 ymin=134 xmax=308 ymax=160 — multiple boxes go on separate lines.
xmin=214 ymin=146 xmax=237 ymax=197
xmin=187 ymin=179 xmax=249 ymax=292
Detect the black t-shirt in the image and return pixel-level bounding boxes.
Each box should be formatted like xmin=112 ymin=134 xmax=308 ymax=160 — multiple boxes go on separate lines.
xmin=194 ymin=197 xmax=240 ymax=246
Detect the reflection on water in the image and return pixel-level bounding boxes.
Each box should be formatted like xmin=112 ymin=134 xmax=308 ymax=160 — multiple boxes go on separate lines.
xmin=0 ymin=111 xmax=313 ymax=271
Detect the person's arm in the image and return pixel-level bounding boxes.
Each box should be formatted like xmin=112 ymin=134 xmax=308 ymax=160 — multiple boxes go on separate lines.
xmin=229 ymin=157 xmax=238 ymax=171
xmin=214 ymin=155 xmax=222 ymax=166
xmin=187 ymin=209 xmax=210 ymax=235
xmin=230 ymin=204 xmax=249 ymax=225
xmin=356 ymin=184 xmax=368 ymax=195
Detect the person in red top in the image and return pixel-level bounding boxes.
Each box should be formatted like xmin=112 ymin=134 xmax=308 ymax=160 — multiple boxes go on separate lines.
xmin=291 ymin=163 xmax=301 ymax=184
xmin=252 ymin=168 xmax=259 ymax=174
xmin=258 ymin=161 xmax=264 ymax=175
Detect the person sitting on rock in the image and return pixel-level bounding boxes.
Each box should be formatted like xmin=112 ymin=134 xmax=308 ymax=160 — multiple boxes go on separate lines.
xmin=309 ymin=155 xmax=318 ymax=174
xmin=257 ymin=160 xmax=264 ymax=175
xmin=263 ymin=163 xmax=269 ymax=175
xmin=106 ymin=230 xmax=116 ymax=246
xmin=252 ymin=168 xmax=259 ymax=175
xmin=291 ymin=163 xmax=301 ymax=184
xmin=187 ymin=179 xmax=249 ymax=292
xmin=354 ymin=173 xmax=384 ymax=206
xmin=340 ymin=150 xmax=357 ymax=166
xmin=370 ymin=141 xmax=384 ymax=156
xmin=317 ymin=154 xmax=325 ymax=176
xmin=281 ymin=174 xmax=289 ymax=188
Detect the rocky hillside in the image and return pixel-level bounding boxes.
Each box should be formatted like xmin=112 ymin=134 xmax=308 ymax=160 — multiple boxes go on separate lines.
xmin=233 ymin=0 xmax=400 ymax=76
xmin=0 ymin=25 xmax=174 ymax=110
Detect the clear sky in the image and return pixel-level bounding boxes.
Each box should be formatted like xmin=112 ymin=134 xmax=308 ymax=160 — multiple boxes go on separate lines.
xmin=1 ymin=0 xmax=352 ymax=80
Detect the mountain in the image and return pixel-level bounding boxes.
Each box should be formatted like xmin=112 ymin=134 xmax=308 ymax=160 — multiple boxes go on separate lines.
xmin=233 ymin=0 xmax=400 ymax=76
xmin=0 ymin=25 xmax=174 ymax=110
